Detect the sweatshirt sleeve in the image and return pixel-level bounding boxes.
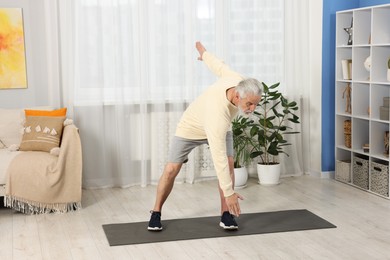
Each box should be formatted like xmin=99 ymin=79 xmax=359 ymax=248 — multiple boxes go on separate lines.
xmin=204 ymin=112 xmax=235 ymax=197
xmin=202 ymin=51 xmax=242 ymax=79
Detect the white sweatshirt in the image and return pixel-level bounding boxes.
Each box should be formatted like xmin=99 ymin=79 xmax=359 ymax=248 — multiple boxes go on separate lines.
xmin=175 ymin=51 xmax=244 ymax=197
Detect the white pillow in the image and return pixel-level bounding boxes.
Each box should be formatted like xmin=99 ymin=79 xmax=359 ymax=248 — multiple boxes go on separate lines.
xmin=0 ymin=108 xmax=24 ymax=147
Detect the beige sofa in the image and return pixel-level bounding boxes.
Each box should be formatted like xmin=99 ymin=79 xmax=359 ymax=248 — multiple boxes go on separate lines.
xmin=0 ymin=108 xmax=82 ymax=213
xmin=0 ymin=108 xmax=24 ymax=196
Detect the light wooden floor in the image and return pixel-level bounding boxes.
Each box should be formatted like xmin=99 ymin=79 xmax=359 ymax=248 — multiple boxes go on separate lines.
xmin=1 ymin=175 xmax=390 ymax=260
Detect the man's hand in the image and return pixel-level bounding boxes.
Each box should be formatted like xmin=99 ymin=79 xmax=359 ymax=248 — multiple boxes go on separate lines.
xmin=195 ymin=41 xmax=206 ymax=61
xmin=225 ymin=193 xmax=244 ymax=217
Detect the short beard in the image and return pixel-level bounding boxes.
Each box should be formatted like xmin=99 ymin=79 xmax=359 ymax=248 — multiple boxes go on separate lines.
xmin=238 ymin=107 xmax=252 ymax=117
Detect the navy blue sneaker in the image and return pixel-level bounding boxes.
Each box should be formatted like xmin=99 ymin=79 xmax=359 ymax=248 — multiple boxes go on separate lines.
xmin=219 ymin=211 xmax=238 ymax=230
xmin=148 ymin=211 xmax=163 ymax=231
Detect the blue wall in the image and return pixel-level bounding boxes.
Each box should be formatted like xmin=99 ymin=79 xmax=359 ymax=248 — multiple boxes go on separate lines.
xmin=359 ymin=0 xmax=390 ymax=7
xmin=321 ymin=0 xmax=390 ymax=172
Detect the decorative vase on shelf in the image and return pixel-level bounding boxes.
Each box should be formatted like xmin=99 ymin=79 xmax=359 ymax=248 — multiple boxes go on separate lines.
xmin=344 ymin=18 xmax=353 ymax=45
xmin=364 ymin=56 xmax=371 ymax=72
xmin=344 ymin=120 xmax=352 ymax=148
xmin=364 ymin=56 xmax=371 ymax=81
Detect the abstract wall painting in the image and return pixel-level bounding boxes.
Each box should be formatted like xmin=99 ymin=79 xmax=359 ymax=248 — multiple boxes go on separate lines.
xmin=0 ymin=8 xmax=27 ymax=89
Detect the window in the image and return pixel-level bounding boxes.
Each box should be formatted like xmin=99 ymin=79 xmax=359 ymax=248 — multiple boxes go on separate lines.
xmin=72 ymin=0 xmax=284 ymax=104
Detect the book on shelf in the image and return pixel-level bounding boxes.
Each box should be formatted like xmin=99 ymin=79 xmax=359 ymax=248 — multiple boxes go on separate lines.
xmin=341 ymin=59 xmax=352 ymax=80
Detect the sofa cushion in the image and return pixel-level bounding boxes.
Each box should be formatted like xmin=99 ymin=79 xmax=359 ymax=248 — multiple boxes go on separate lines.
xmin=0 ymin=108 xmax=24 ymax=148
xmin=19 ymin=116 xmax=66 ymax=152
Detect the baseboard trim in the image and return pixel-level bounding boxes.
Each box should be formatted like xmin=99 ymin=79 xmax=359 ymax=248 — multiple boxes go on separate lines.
xmin=309 ymin=171 xmax=335 ymax=179
xmin=320 ymin=171 xmax=335 ymax=179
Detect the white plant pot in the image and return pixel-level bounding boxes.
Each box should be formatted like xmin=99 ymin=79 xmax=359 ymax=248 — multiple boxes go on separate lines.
xmin=256 ymin=163 xmax=281 ymax=185
xmin=387 ymin=69 xmax=390 ymax=82
xmin=234 ymin=167 xmax=248 ymax=189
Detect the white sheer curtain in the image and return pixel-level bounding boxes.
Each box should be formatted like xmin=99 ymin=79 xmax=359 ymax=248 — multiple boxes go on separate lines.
xmin=45 ymin=0 xmax=310 ymax=188
xmin=282 ymin=0 xmax=310 ymax=176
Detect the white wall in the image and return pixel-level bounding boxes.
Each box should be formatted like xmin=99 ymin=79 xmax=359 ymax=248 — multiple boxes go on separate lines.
xmin=0 ymin=0 xmax=50 ymax=108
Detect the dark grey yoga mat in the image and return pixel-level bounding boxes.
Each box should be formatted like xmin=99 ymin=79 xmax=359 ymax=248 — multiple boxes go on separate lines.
xmin=103 ymin=209 xmax=336 ymax=246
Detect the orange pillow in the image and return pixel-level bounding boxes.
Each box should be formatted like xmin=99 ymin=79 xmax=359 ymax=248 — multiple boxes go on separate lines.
xmin=25 ymin=107 xmax=67 ymax=117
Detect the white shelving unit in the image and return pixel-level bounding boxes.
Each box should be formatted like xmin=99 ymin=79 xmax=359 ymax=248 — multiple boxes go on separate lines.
xmin=335 ymin=4 xmax=390 ymax=199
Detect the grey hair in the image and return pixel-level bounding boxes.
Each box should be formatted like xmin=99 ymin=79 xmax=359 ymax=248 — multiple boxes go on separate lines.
xmin=235 ymin=78 xmax=263 ymax=98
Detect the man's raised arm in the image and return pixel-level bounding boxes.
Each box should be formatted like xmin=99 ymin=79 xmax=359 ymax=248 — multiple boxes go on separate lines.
xmin=195 ymin=41 xmax=242 ymax=79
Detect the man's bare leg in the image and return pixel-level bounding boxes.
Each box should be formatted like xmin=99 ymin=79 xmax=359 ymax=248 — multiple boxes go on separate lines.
xmin=219 ymin=156 xmax=235 ymax=214
xmin=152 ymin=162 xmax=183 ymax=212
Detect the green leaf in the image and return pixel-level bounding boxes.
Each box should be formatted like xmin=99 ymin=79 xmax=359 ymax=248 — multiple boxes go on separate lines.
xmin=288 ymin=101 xmax=297 ymax=107
xmin=232 ymin=129 xmax=243 ymax=135
xmin=279 ymin=126 xmax=287 ymax=131
xmin=288 ymin=118 xmax=300 ymax=124
xmin=250 ymin=126 xmax=258 ymax=136
xmin=267 ymin=143 xmax=279 ymax=155
xmin=265 ymin=115 xmax=276 ymax=121
xmin=262 ymin=82 xmax=269 ymax=92
xmin=276 ymin=133 xmax=283 ymax=141
xmin=250 ymin=151 xmax=263 ymax=158
xmin=284 ymin=131 xmax=300 ymax=134
xmin=258 ymin=129 xmax=265 ymax=136
xmin=269 ymin=93 xmax=282 ymax=100
xmin=269 ymin=82 xmax=280 ymax=89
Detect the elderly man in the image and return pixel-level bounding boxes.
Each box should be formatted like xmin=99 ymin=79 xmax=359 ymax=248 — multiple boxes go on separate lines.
xmin=148 ymin=42 xmax=262 ymax=231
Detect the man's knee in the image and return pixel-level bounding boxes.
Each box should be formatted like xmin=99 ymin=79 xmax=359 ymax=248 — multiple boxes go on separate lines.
xmin=163 ymin=163 xmax=182 ymax=179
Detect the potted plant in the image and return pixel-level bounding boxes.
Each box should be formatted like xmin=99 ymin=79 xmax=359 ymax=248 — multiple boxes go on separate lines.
xmin=232 ymin=115 xmax=253 ymax=189
xmin=248 ymin=82 xmax=300 ymax=185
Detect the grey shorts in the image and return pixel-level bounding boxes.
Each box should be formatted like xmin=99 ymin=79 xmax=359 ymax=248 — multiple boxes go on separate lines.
xmin=168 ymin=131 xmax=233 ymax=163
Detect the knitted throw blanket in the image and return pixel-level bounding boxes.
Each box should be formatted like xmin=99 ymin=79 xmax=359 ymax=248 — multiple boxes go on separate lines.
xmin=4 ymin=125 xmax=82 ymax=214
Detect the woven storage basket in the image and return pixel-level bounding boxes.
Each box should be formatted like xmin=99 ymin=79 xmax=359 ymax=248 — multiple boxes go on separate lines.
xmin=336 ymin=160 xmax=351 ymax=183
xmin=344 ymin=120 xmax=351 ymax=133
xmin=370 ymin=161 xmax=389 ymax=197
xmin=344 ymin=134 xmax=351 ymax=148
xmin=344 ymin=120 xmax=351 ymax=148
xmin=352 ymin=156 xmax=369 ymax=190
